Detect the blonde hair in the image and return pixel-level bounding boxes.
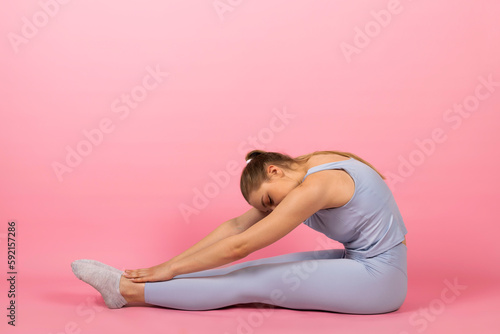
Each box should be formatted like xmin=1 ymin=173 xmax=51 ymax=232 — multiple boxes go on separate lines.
xmin=240 ymin=149 xmax=385 ymax=203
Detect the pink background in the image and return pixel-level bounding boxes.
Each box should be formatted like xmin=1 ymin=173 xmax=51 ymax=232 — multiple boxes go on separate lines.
xmin=1 ymin=1 xmax=499 ymax=333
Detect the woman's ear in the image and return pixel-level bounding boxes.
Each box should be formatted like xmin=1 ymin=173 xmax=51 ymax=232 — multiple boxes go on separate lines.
xmin=264 ymin=164 xmax=273 ymax=179
xmin=266 ymin=164 xmax=282 ymax=179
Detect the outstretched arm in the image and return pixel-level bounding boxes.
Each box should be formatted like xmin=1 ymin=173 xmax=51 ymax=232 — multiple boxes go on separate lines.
xmin=160 ymin=208 xmax=268 ymax=264
xmin=124 ymin=181 xmax=330 ymax=282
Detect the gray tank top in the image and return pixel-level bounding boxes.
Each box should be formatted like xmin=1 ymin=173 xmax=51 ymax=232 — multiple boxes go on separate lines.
xmin=302 ymin=158 xmax=407 ymax=258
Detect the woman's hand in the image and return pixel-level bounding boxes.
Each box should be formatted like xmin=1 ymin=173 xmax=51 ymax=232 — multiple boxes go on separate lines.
xmin=123 ymin=262 xmax=174 ymax=283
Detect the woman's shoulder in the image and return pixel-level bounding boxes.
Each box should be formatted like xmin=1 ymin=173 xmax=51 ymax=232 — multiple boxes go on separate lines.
xmin=301 ymin=154 xmax=356 ymax=209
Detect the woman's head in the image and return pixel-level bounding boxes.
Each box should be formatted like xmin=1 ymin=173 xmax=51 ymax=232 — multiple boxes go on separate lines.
xmin=240 ymin=149 xmax=386 ymax=213
xmin=240 ymin=150 xmax=306 ymax=213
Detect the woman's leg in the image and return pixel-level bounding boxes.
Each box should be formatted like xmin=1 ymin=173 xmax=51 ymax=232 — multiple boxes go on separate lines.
xmin=143 ymin=244 xmax=407 ymax=314
xmin=119 ymin=248 xmax=344 ymax=304
xmin=174 ymin=248 xmax=344 ymax=278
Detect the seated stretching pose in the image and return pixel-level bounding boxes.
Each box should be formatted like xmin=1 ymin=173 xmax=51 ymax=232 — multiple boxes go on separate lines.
xmin=71 ymin=150 xmax=408 ymax=314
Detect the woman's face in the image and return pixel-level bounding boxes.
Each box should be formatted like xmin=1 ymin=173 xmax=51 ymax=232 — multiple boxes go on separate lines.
xmin=248 ymin=165 xmax=301 ymax=213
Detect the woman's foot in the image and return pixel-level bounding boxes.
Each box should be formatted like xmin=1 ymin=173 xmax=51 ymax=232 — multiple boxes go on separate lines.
xmin=71 ymin=260 xmax=127 ymax=309
xmin=72 ymin=259 xmax=124 ymax=275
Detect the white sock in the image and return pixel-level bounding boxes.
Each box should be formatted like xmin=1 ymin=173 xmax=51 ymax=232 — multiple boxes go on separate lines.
xmin=72 ymin=259 xmax=124 ymax=275
xmin=71 ymin=260 xmax=127 ymax=309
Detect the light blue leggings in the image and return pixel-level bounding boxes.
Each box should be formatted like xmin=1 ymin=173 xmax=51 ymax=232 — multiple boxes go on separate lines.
xmin=144 ymin=242 xmax=407 ymax=314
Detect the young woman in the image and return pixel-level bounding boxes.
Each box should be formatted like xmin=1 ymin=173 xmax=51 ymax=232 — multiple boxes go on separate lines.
xmin=71 ymin=150 xmax=408 ymax=314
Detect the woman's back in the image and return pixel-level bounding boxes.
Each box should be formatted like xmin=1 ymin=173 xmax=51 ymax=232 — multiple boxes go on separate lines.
xmin=302 ymin=155 xmax=407 ymax=259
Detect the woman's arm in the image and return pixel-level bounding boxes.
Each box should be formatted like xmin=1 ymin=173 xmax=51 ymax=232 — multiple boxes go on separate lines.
xmin=164 ymin=208 xmax=269 ymax=264
xmin=123 ymin=208 xmax=269 ymax=281
xmin=124 ymin=179 xmax=332 ymax=282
